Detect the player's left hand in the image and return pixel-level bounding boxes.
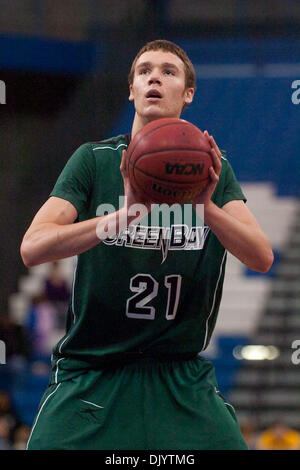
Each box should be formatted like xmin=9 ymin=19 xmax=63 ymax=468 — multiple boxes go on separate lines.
xmin=192 ymin=131 xmax=222 ymax=207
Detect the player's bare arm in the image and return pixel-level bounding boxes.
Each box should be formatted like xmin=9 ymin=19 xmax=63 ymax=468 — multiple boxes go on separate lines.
xmin=204 ymin=199 xmax=273 ymax=273
xmin=20 ymin=154 xmax=151 ymax=267
xmin=193 ymin=132 xmax=274 ymax=273
xmin=20 ymin=197 xmax=114 ymax=267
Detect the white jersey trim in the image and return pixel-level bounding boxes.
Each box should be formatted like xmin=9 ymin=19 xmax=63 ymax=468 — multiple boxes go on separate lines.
xmin=71 ymin=258 xmax=78 ymax=324
xmin=92 ymin=143 xmax=127 ymax=151
xmin=53 ymin=258 xmax=78 ymax=383
xmin=26 ymin=382 xmax=62 ymax=449
xmin=202 ymin=250 xmax=227 ymax=350
xmin=54 ymin=357 xmax=66 ymax=384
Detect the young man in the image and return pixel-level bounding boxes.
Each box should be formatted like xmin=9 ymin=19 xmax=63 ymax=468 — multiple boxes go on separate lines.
xmin=21 ymin=40 xmax=273 ymax=450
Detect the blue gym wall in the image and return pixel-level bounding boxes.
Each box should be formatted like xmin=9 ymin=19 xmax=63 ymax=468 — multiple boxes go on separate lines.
xmin=112 ymin=38 xmax=300 ymax=196
xmin=2 ymin=34 xmax=299 ymax=197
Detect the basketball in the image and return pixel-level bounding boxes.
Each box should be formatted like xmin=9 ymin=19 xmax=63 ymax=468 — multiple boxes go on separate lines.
xmin=126 ymin=118 xmax=213 ymax=204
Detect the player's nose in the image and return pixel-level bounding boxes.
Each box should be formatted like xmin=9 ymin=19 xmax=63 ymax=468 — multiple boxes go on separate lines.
xmin=148 ymin=70 xmax=162 ymax=85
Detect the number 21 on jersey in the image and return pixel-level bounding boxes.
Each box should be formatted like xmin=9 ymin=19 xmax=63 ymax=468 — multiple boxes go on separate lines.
xmin=126 ymin=274 xmax=182 ymax=320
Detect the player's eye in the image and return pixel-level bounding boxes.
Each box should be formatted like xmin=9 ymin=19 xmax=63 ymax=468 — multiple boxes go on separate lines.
xmin=140 ymin=68 xmax=150 ymax=75
xmin=164 ymin=69 xmax=175 ymax=75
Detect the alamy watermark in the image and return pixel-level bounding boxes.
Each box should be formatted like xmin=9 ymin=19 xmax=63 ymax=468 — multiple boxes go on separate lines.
xmin=291 ymin=80 xmax=300 ymax=105
xmin=0 ymin=340 xmax=6 ymax=364
xmin=291 ymin=339 xmax=300 ymax=365
xmin=0 ymin=80 xmax=6 ymax=104
xmin=94 ymin=198 xmax=206 ymax=263
xmin=95 ymin=196 xmax=204 ymax=241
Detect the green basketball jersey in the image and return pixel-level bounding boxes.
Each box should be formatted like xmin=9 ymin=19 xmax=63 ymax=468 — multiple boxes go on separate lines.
xmin=49 ymin=134 xmax=246 ymax=383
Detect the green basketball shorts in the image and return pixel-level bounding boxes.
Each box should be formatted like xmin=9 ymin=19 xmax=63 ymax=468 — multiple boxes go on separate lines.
xmin=26 ymin=355 xmax=247 ymax=450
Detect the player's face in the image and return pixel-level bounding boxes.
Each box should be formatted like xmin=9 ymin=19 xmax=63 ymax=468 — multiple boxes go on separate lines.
xmin=129 ymin=50 xmax=194 ymax=124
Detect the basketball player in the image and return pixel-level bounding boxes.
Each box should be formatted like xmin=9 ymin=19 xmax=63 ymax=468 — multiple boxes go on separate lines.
xmin=20 ymin=40 xmax=273 ymax=450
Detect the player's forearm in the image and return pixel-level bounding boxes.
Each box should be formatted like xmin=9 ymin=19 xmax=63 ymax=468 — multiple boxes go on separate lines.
xmin=21 ymin=218 xmax=104 ymax=267
xmin=202 ymin=202 xmax=274 ymax=273
xmin=20 ymin=208 xmax=139 ymax=267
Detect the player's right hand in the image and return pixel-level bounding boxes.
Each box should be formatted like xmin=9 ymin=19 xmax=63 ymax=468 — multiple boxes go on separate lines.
xmin=120 ymin=150 xmax=153 ymax=212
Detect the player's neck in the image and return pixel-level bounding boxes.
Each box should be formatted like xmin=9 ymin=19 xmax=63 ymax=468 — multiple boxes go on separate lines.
xmin=131 ymin=114 xmax=165 ymax=139
xmin=131 ymin=114 xmax=148 ymax=139
xmin=131 ymin=112 xmax=184 ymax=139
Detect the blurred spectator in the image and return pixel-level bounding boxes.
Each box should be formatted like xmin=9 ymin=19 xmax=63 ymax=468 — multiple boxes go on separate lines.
xmin=0 ymin=415 xmax=12 ymax=450
xmin=0 ymin=390 xmax=20 ymax=438
xmin=44 ymin=261 xmax=70 ymax=329
xmin=0 ymin=313 xmax=31 ymax=361
xmin=0 ymin=390 xmax=17 ymax=419
xmin=27 ymin=293 xmax=57 ymax=357
xmin=26 ymin=263 xmax=71 ymax=360
xmin=0 ymin=313 xmax=31 ymax=375
xmin=256 ymin=420 xmax=300 ymax=450
xmin=45 ymin=261 xmax=70 ymax=302
xmin=240 ymin=418 xmax=259 ymax=450
xmin=12 ymin=424 xmax=31 ymax=450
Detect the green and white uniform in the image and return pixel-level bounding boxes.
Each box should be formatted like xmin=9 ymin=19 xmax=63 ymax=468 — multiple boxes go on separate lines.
xmin=27 ymin=134 xmax=248 ymax=450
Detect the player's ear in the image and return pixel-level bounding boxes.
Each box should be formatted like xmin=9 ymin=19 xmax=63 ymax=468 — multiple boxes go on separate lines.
xmin=184 ymin=87 xmax=195 ymax=105
xmin=129 ymin=84 xmax=134 ymax=102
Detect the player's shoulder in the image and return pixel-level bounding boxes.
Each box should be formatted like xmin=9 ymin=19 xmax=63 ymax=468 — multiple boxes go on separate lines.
xmin=219 ymin=149 xmax=230 ymax=175
xmin=218 ymin=149 xmax=238 ymax=184
xmin=220 ymin=149 xmax=228 ymax=162
xmin=88 ymin=134 xmax=130 ymax=154
xmin=220 ymin=150 xmax=236 ymax=174
xmin=68 ymin=134 xmax=130 ymax=166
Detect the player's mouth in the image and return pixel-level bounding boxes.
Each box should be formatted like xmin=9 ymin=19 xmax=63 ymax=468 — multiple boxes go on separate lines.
xmin=146 ymin=89 xmax=162 ymax=102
